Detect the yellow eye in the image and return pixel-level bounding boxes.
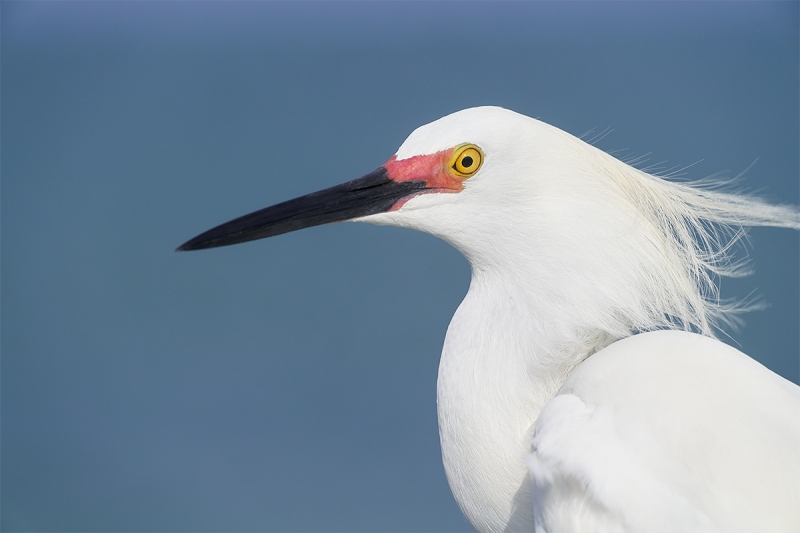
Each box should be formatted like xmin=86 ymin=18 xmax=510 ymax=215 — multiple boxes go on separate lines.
xmin=451 ymin=144 xmax=484 ymax=177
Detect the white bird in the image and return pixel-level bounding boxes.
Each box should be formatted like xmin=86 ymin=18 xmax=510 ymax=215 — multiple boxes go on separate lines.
xmin=179 ymin=107 xmax=800 ymax=532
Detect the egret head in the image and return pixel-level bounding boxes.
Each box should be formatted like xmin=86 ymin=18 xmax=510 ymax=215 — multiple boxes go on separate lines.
xmin=177 ymin=107 xmax=595 ymax=264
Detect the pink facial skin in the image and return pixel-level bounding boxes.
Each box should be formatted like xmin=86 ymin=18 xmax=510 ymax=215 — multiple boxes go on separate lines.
xmin=382 ymin=148 xmax=464 ymax=210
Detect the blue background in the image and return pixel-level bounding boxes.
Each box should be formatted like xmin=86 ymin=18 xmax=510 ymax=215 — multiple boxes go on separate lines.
xmin=3 ymin=2 xmax=798 ymax=531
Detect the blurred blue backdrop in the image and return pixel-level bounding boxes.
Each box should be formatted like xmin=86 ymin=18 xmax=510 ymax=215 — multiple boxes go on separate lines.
xmin=2 ymin=2 xmax=797 ymax=531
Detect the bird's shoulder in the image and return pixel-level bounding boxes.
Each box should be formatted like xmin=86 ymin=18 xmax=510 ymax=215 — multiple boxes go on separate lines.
xmin=527 ymin=330 xmax=800 ymax=532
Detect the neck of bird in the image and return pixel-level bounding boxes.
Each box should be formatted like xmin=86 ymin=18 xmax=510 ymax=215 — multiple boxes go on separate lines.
xmin=437 ymin=262 xmax=605 ymax=532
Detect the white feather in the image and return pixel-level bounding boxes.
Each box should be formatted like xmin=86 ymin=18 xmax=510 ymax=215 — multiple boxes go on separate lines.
xmin=530 ymin=331 xmax=800 ymax=532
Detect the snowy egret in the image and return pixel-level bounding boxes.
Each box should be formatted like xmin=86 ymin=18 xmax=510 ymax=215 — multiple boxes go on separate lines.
xmin=179 ymin=107 xmax=800 ymax=532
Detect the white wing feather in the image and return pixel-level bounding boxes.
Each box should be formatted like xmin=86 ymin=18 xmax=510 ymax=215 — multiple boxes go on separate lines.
xmin=528 ymin=330 xmax=800 ymax=532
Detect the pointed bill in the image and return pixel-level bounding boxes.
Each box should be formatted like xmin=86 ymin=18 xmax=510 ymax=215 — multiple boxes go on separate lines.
xmin=177 ymin=167 xmax=426 ymax=251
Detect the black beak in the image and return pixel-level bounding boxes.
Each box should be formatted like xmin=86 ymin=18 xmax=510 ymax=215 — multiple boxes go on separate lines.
xmin=177 ymin=167 xmax=426 ymax=251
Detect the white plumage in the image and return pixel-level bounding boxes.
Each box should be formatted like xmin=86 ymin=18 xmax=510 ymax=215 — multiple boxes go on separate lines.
xmin=366 ymin=107 xmax=800 ymax=532
xmin=183 ymin=106 xmax=800 ymax=532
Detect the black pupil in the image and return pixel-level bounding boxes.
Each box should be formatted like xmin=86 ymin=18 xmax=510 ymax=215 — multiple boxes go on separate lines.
xmin=461 ymin=155 xmax=474 ymax=168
